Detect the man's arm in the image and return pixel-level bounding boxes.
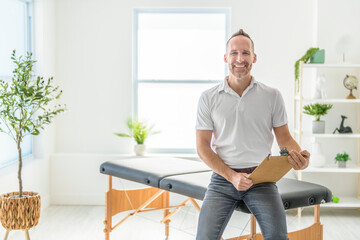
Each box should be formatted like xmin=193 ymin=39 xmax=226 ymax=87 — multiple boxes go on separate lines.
xmin=273 ymin=124 xmax=310 ymax=170
xmin=196 ymin=130 xmax=253 ymax=190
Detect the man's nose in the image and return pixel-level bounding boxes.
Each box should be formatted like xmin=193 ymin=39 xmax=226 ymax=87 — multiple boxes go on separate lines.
xmin=236 ymin=54 xmax=244 ymax=62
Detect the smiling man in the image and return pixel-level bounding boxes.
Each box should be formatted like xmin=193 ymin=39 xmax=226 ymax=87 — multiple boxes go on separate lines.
xmin=195 ymin=29 xmax=310 ymax=240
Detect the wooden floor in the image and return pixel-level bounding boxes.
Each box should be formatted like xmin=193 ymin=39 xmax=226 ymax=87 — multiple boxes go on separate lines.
xmin=1 ymin=205 xmax=360 ymax=239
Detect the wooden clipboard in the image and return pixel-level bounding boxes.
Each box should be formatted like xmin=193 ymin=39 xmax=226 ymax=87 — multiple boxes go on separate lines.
xmin=248 ymin=155 xmax=292 ymax=184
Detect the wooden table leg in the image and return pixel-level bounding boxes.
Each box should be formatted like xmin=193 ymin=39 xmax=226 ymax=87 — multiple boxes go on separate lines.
xmin=163 ymin=191 xmax=170 ymax=239
xmin=24 ymin=230 xmax=30 ymax=240
xmin=4 ymin=230 xmax=9 ymax=240
xmin=104 ymin=176 xmax=112 ymax=240
xmin=250 ymin=214 xmax=256 ymax=240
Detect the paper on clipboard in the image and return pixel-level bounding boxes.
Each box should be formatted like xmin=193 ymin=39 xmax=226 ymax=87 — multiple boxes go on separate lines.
xmin=248 ymin=155 xmax=292 ymax=185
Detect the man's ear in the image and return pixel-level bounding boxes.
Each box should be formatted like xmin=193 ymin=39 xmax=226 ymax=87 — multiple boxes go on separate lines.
xmin=253 ymin=53 xmax=257 ymax=63
xmin=224 ymin=53 xmax=228 ymax=63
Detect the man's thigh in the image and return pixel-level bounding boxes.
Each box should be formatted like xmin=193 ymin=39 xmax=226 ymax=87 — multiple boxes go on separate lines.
xmin=243 ymin=182 xmax=288 ymax=240
xmin=196 ymin=173 xmax=239 ymax=240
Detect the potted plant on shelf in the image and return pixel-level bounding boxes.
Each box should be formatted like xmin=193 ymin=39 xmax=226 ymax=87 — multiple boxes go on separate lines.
xmin=303 ymin=103 xmax=333 ymax=133
xmin=114 ymin=118 xmax=159 ymax=156
xmin=294 ymin=47 xmax=321 ymax=89
xmin=334 ymin=152 xmax=351 ymax=168
xmin=0 ymin=51 xmax=66 ymax=238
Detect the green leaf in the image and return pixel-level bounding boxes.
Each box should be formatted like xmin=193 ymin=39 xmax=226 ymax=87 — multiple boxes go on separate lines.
xmin=31 ymin=128 xmax=40 ymax=135
xmin=114 ymin=133 xmax=131 ymax=137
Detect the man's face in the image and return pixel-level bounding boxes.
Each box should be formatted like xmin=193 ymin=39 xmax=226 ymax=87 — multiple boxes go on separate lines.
xmin=224 ymin=35 xmax=257 ymax=79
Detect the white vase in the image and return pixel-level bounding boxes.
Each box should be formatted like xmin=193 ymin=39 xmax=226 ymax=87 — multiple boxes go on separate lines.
xmin=312 ymin=120 xmax=325 ymax=134
xmin=310 ymin=142 xmax=326 ymax=167
xmin=134 ymin=144 xmax=146 ymax=156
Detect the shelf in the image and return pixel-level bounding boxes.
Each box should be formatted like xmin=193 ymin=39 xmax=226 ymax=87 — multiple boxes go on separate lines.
xmin=301 ymin=133 xmax=360 ymax=138
xmin=296 ymin=61 xmax=360 ymax=210
xmin=302 ymin=166 xmax=360 ymax=173
xmin=303 ymin=63 xmax=360 ymax=68
xmin=320 ymin=197 xmax=360 ymax=208
xmin=299 ymin=98 xmax=360 ymax=103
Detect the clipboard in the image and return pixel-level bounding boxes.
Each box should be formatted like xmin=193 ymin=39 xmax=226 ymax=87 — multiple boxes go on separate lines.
xmin=248 ymin=155 xmax=292 ymax=185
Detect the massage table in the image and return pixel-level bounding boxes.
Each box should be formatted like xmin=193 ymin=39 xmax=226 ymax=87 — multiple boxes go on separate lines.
xmin=100 ymin=157 xmax=332 ymax=240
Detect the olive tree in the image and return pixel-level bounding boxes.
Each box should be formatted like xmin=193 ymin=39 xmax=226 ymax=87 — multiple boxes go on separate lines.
xmin=0 ymin=51 xmax=66 ymax=197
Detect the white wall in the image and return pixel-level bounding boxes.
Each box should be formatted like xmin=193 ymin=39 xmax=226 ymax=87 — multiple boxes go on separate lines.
xmin=3 ymin=0 xmax=356 ymax=205
xmin=48 ymin=0 xmax=315 ymax=205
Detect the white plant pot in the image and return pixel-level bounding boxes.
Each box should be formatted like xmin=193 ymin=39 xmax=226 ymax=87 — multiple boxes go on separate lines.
xmin=312 ymin=120 xmax=325 ymax=134
xmin=310 ymin=142 xmax=326 ymax=167
xmin=134 ymin=144 xmax=146 ymax=156
xmin=338 ymin=161 xmax=346 ymax=168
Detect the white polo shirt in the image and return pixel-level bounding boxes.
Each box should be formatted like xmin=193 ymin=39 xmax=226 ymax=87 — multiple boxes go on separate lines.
xmin=196 ymin=77 xmax=288 ymax=169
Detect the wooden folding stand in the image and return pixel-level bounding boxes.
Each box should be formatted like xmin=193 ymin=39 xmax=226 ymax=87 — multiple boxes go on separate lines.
xmin=103 ymin=175 xmax=324 ymax=240
xmin=103 ymin=176 xmax=201 ymax=240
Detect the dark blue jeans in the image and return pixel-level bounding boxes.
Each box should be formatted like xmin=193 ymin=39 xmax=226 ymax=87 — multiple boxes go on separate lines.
xmin=196 ymin=172 xmax=288 ymax=240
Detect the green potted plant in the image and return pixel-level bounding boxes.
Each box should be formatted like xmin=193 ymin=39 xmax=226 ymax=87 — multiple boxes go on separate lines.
xmin=0 ymin=51 xmax=66 ymax=238
xmin=114 ymin=118 xmax=159 ymax=156
xmin=334 ymin=152 xmax=351 ymax=168
xmin=303 ymin=103 xmax=332 ymax=133
xmin=294 ymin=47 xmax=320 ymax=89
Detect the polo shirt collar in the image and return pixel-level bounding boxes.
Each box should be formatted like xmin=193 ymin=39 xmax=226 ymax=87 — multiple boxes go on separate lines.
xmin=218 ymin=76 xmax=258 ymax=94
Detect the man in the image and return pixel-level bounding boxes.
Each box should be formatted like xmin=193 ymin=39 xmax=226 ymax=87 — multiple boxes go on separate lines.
xmin=195 ymin=29 xmax=310 ymax=240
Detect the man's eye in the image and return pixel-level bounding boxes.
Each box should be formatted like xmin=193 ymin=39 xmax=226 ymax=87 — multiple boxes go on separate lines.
xmin=231 ymin=52 xmax=237 ymax=55
xmin=243 ymin=52 xmax=250 ymax=55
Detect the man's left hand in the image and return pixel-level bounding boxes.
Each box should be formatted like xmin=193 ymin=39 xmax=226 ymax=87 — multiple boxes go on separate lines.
xmin=287 ymin=150 xmax=310 ymax=170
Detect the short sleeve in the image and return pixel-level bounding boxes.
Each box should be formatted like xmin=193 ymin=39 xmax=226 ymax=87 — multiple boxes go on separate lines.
xmin=196 ymin=92 xmax=213 ymax=130
xmin=272 ymin=90 xmax=288 ymax=128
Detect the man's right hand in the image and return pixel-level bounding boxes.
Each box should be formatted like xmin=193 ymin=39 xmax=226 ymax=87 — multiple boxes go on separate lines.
xmin=229 ymin=172 xmax=253 ymax=191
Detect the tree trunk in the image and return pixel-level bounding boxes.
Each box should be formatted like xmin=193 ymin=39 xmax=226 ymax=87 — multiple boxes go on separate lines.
xmin=17 ymin=139 xmax=23 ymax=197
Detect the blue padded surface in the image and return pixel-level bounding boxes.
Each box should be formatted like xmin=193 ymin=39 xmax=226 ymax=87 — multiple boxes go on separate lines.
xmin=160 ymin=172 xmax=332 ymax=212
xmin=100 ymin=157 xmax=211 ymax=188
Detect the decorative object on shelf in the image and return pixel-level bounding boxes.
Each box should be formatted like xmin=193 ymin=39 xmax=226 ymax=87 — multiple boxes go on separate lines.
xmin=333 ymin=115 xmax=353 ymax=134
xmin=303 ymin=103 xmax=333 ymax=133
xmin=0 ymin=51 xmax=66 ymax=238
xmin=343 ymin=74 xmax=358 ymax=99
xmin=332 ymin=196 xmax=340 ymax=203
xmin=114 ymin=118 xmax=159 ymax=156
xmin=312 ymin=74 xmax=327 ymax=99
xmin=294 ymin=48 xmax=320 ymax=88
xmin=310 ymin=142 xmax=326 ymax=167
xmin=335 ymin=34 xmax=351 ymax=63
xmin=310 ymin=49 xmax=325 ymax=64
xmin=334 ymin=152 xmax=351 ymax=168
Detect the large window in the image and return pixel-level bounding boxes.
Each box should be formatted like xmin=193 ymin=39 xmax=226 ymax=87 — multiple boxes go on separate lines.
xmin=134 ymin=9 xmax=229 ymax=153
xmin=0 ymin=0 xmax=33 ymax=167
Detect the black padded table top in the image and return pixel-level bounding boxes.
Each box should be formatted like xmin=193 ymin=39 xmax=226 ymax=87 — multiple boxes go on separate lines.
xmin=160 ymin=171 xmax=332 ymax=212
xmin=100 ymin=157 xmax=211 ymax=188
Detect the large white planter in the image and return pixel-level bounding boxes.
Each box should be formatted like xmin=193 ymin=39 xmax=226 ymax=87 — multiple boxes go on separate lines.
xmin=312 ymin=120 xmax=325 ymax=134
xmin=134 ymin=144 xmax=146 ymax=156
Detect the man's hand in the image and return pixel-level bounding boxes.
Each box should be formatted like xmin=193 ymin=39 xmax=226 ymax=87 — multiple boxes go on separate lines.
xmin=287 ymin=149 xmax=310 ymax=170
xmin=229 ymin=172 xmax=253 ymax=191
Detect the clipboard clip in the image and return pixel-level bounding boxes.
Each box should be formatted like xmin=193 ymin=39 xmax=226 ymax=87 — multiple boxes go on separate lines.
xmin=279 ymin=147 xmax=289 ymax=156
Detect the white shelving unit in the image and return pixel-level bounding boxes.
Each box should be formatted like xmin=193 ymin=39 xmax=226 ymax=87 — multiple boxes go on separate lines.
xmin=294 ymin=62 xmax=360 ymax=209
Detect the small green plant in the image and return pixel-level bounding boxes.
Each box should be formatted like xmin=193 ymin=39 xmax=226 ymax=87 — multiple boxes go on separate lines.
xmin=114 ymin=118 xmax=159 ymax=144
xmin=334 ymin=152 xmax=351 ymax=163
xmin=295 ymin=47 xmax=320 ymax=84
xmin=303 ymin=103 xmax=333 ymax=121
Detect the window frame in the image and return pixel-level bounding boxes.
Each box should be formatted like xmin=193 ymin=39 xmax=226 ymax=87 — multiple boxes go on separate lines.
xmin=133 ymin=8 xmax=230 ymax=154
xmin=0 ymin=0 xmax=34 ymax=168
